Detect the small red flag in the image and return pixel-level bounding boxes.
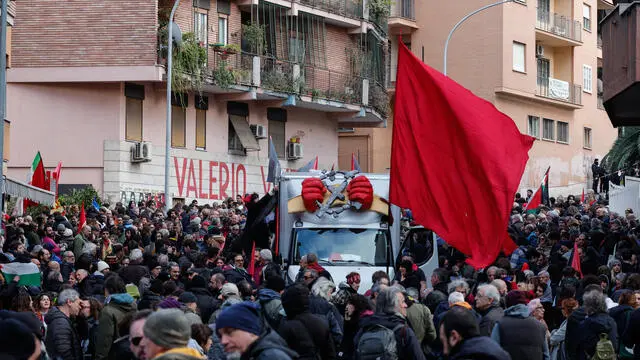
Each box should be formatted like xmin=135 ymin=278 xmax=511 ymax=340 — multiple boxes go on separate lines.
xmin=571 ymin=242 xmax=582 ymax=277
xmin=389 ymin=42 xmax=534 ymax=269
xmin=248 ymin=241 xmax=257 ymax=276
xmin=77 ymin=202 xmax=86 ymax=234
xmin=581 ymin=188 xmax=585 ymax=203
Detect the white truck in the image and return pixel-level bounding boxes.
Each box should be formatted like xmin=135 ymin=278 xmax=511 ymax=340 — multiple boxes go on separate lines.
xmin=277 ymin=170 xmax=438 ymax=293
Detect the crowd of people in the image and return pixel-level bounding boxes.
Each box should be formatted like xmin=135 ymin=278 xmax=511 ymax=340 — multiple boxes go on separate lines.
xmin=0 ymin=189 xmax=639 ymax=360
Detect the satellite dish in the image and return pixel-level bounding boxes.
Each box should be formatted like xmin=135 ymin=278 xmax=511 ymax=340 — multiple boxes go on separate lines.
xmin=171 ymin=22 xmax=182 ymax=47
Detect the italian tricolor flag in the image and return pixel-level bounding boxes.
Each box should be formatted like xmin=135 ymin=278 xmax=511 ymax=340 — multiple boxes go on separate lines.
xmin=0 ymin=262 xmax=42 ymax=287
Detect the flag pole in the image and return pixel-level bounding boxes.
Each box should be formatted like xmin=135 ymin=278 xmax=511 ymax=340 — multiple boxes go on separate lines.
xmin=443 ymin=0 xmax=514 ymax=76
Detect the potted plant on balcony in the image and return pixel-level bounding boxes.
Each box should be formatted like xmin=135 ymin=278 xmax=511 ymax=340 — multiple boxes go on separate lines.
xmin=172 ymin=32 xmax=208 ymax=102
xmin=223 ymin=44 xmax=241 ymax=55
xmin=211 ymin=43 xmax=226 ymax=52
xmin=369 ymin=0 xmax=392 ymax=22
xmin=212 ymin=61 xmax=236 ymax=89
xmin=242 ymin=23 xmax=266 ymax=55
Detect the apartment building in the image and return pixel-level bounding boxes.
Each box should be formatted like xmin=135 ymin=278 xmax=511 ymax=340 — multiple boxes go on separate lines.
xmin=344 ymin=0 xmax=616 ymax=195
xmin=6 ymin=0 xmax=388 ymax=205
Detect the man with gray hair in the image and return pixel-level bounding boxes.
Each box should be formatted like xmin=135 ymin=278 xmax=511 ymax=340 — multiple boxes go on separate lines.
xmin=577 ymin=290 xmax=618 ymax=360
xmin=119 ymin=248 xmax=150 ymax=286
xmin=354 ymin=286 xmax=426 ymax=360
xmin=258 ymin=248 xmax=281 ymax=286
xmin=72 ymin=225 xmax=91 ymax=259
xmin=45 ymin=289 xmax=84 ymax=360
xmin=475 ymin=284 xmax=504 ymax=337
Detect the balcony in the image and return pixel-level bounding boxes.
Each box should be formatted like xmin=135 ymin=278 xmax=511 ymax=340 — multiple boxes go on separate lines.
xmin=296 ymin=0 xmax=363 ymax=24
xmin=536 ymin=76 xmax=582 ymax=106
xmin=598 ymin=0 xmax=614 ymax=10
xmin=388 ymin=0 xmax=418 ymax=35
xmin=535 ymin=9 xmax=582 ymax=46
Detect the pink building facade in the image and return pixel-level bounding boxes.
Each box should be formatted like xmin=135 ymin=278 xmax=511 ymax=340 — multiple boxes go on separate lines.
xmin=7 ymin=0 xmax=388 ymax=205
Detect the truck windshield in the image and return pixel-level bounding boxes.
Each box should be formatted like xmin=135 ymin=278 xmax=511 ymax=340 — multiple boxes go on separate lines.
xmin=293 ymin=228 xmax=390 ymax=266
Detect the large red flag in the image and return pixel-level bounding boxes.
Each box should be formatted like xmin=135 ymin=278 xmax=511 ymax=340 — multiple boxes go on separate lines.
xmin=390 ymin=42 xmax=534 ymax=269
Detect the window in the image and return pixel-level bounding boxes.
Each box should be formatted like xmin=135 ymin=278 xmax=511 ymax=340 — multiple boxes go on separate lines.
xmin=195 ymin=95 xmax=208 ymax=150
xmin=542 ymin=118 xmax=555 ymax=140
xmin=583 ymin=4 xmax=591 ymax=31
xmin=557 ymin=121 xmax=569 ymax=143
xmin=268 ymin=108 xmax=287 ymax=158
xmin=537 ymin=58 xmax=550 ymax=85
xmin=584 ymin=127 xmax=592 ymax=149
xmin=171 ymin=106 xmax=186 ymax=147
xmin=528 ymin=116 xmax=540 ymax=138
xmin=228 ymin=117 xmax=245 ymax=154
xmin=218 ymin=0 xmax=231 ymax=15
xmin=218 ymin=17 xmax=228 ymax=45
xmin=125 ymin=83 xmax=144 ymax=142
xmin=583 ymin=65 xmax=593 ymax=93
xmin=195 ymin=109 xmax=206 ymax=149
xmin=195 ymin=12 xmax=208 ymax=46
xmin=512 ymin=42 xmax=526 ymax=73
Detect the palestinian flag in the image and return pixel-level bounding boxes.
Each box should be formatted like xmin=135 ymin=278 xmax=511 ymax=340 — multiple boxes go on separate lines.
xmin=0 ymin=262 xmax=42 ymax=287
xmin=525 ymin=166 xmax=550 ymax=213
xmin=24 ymin=152 xmax=47 ymax=209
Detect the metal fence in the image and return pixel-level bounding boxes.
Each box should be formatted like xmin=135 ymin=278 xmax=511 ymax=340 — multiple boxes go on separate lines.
xmin=210 ymin=51 xmax=253 ymax=87
xmin=301 ymin=65 xmax=363 ymax=105
xmin=536 ymin=76 xmax=582 ymax=106
xmin=297 ymin=0 xmax=363 ymax=20
xmin=536 ymin=9 xmax=582 ymax=43
xmin=368 ymin=80 xmax=389 ymax=116
xmin=260 ymin=56 xmax=297 ymax=93
xmin=390 ymin=0 xmax=415 ymax=20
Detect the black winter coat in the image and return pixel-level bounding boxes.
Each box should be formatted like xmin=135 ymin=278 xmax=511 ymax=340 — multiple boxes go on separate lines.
xmin=118 ymin=264 xmax=149 ymax=286
xmin=279 ymin=312 xmax=337 ymax=360
xmin=190 ymin=287 xmax=220 ymax=323
xmin=45 ymin=307 xmax=84 ymax=360
xmin=354 ymin=313 xmax=426 ymax=360
xmin=450 ymin=336 xmax=512 ymax=360
xmin=138 ymin=291 xmax=163 ymax=310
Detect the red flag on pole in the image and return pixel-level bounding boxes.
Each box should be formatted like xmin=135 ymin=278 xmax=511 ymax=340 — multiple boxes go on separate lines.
xmin=581 ymin=188 xmax=585 ymax=203
xmin=389 ymin=42 xmax=534 ymax=269
xmin=248 ymin=241 xmax=257 ymax=276
xmin=571 ymin=242 xmax=583 ymax=277
xmin=77 ymin=202 xmax=86 ymax=234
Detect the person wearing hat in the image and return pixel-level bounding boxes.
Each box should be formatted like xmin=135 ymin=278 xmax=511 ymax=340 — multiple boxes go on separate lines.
xmin=216 ymin=301 xmax=297 ymax=360
xmin=178 ymin=291 xmax=203 ymax=326
xmin=208 ymin=283 xmax=242 ymax=324
xmin=141 ymin=309 xmax=205 ymax=360
xmin=95 ymin=260 xmax=111 ymax=277
xmin=491 ymin=291 xmax=549 ymax=360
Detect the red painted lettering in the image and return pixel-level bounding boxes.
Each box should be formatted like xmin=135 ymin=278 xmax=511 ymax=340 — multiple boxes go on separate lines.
xmin=237 ymin=164 xmax=247 ymax=197
xmin=186 ymin=159 xmax=198 ymax=198
xmin=173 ymin=157 xmax=188 ymax=197
xmin=260 ymin=166 xmax=272 ymax=194
xmin=209 ymin=161 xmax=218 ymax=200
xmin=231 ymin=163 xmax=236 ymax=199
xmin=198 ymin=160 xmax=208 ymax=199
xmin=219 ymin=162 xmax=229 ymax=199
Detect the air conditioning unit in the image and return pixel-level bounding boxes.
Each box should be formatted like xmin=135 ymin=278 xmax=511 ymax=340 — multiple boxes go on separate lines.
xmin=250 ymin=124 xmax=267 ymax=139
xmin=131 ymin=142 xmax=152 ymax=163
xmin=536 ymin=45 xmax=545 ymax=58
xmin=287 ymin=142 xmax=304 ymax=160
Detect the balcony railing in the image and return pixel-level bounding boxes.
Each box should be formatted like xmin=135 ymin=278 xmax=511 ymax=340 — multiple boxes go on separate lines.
xmin=211 ymin=51 xmax=253 ymax=87
xmin=301 ymin=65 xmax=363 ymax=105
xmin=536 ymin=9 xmax=582 ymax=43
xmin=536 ymin=76 xmax=582 ymax=105
xmin=390 ymin=0 xmax=415 ymax=20
xmin=297 ymin=0 xmax=363 ymax=20
xmin=369 ymin=80 xmax=390 ymax=116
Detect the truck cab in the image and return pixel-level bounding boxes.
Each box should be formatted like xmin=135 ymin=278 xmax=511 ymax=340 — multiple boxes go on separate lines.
xmin=277 ymin=171 xmax=437 ymax=293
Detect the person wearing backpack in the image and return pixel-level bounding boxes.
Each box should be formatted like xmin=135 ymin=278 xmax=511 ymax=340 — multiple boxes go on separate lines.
xmin=354 ymin=286 xmax=425 ymax=360
xmin=258 ymin=276 xmax=286 ymax=332
xmin=280 ymin=284 xmax=337 ymax=360
xmin=577 ymin=290 xmax=618 ymax=360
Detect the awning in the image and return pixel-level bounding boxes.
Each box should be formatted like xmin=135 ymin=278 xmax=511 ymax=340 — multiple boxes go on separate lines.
xmin=3 ymin=177 xmax=55 ymax=206
xmin=229 ymin=115 xmax=260 ymax=151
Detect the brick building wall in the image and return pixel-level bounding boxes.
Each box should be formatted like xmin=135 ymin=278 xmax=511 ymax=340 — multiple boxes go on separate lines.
xmin=12 ymin=0 xmax=158 ymax=68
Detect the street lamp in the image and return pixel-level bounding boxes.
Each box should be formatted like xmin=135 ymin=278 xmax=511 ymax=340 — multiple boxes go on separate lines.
xmin=0 ymin=0 xmax=9 ymax=210
xmin=165 ymin=0 xmax=181 ymax=213
xmin=443 ymin=0 xmax=514 ymax=76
